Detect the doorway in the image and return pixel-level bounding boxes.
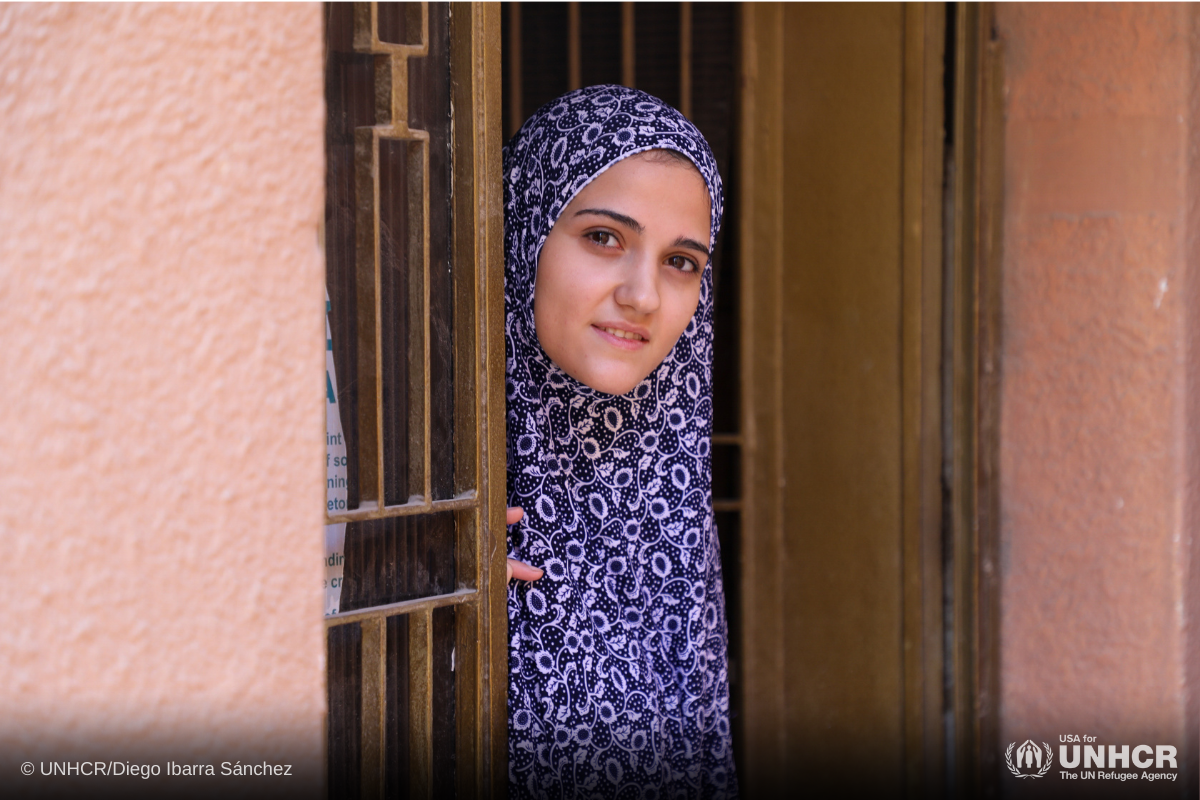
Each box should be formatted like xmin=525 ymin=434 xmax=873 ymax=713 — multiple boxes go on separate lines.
xmin=502 ymin=3 xmax=1001 ymax=797
xmin=501 ymin=0 xmax=748 ymax=775
xmin=736 ymin=4 xmax=1001 ymax=798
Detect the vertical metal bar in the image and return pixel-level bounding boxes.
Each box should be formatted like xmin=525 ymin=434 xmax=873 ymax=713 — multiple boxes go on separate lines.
xmin=449 ymin=3 xmax=482 ymax=523
xmin=621 ymin=2 xmax=635 ymax=87
xmin=374 ymin=130 xmax=388 ymax=506
xmin=349 ymin=0 xmax=384 ymax=508
xmin=367 ymin=0 xmax=387 ymax=504
xmin=404 ymin=139 xmax=427 ymax=504
xmin=477 ymin=4 xmax=509 ymax=794
xmin=453 ymin=596 xmax=479 ymax=797
xmin=360 ymin=616 xmax=387 ymax=800
xmin=421 ymin=4 xmax=433 ymax=505
xmin=367 ymin=9 xmax=388 ymax=511
xmin=462 ymin=5 xmax=489 ymax=793
xmin=679 ymin=2 xmax=692 ymax=118
xmin=352 ymin=125 xmax=385 ymax=507
xmin=568 ymin=2 xmax=581 ymax=91
xmin=448 ymin=6 xmax=484 ymax=791
xmin=409 ymin=608 xmax=433 ymax=800
xmin=508 ymin=3 xmax=522 ymax=136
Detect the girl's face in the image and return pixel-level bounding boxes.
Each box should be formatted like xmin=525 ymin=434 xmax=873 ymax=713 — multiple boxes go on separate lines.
xmin=533 ymin=153 xmax=712 ymax=396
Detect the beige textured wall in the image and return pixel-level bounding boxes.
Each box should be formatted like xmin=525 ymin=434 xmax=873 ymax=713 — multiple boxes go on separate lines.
xmin=0 ymin=3 xmax=326 ymax=793
xmin=997 ymin=3 xmax=1196 ymax=795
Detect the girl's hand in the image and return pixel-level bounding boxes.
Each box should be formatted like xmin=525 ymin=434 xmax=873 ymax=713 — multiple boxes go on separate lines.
xmin=505 ymin=506 xmax=543 ymax=582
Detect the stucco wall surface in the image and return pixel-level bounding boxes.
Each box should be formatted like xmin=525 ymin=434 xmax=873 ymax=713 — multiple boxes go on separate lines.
xmin=0 ymin=3 xmax=326 ymax=794
xmin=997 ymin=3 xmax=1195 ymax=795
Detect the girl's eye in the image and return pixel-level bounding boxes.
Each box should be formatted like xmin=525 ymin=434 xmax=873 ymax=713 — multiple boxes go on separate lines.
xmin=585 ymin=231 xmax=619 ymax=248
xmin=665 ymin=255 xmax=699 ymax=273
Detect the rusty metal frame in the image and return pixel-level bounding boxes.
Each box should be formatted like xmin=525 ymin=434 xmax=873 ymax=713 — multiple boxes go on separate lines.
xmin=324 ymin=4 xmax=506 ymax=799
xmin=343 ymin=0 xmax=432 ymax=519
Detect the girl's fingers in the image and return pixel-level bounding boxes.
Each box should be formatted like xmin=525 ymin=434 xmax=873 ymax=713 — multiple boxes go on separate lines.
xmin=507 ymin=557 xmax=543 ymax=582
xmin=505 ymin=508 xmax=536 ymax=581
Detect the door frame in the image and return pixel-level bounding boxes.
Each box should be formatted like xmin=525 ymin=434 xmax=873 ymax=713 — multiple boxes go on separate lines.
xmin=736 ymin=3 xmax=1004 ymax=796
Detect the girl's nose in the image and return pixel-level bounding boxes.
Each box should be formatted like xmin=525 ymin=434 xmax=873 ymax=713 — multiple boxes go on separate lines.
xmin=613 ymin=255 xmax=661 ymax=315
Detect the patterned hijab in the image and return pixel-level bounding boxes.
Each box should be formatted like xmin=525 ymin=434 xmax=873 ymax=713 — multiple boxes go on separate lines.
xmin=504 ymin=85 xmax=736 ymax=799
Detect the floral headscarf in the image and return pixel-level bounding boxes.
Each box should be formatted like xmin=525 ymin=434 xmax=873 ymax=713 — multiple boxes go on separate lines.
xmin=505 ymin=85 xmax=736 ymax=799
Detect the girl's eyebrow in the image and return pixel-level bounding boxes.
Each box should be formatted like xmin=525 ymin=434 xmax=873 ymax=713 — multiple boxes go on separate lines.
xmin=673 ymin=236 xmax=710 ymax=259
xmin=573 ymin=207 xmax=643 ymax=234
xmin=574 ymin=208 xmax=710 ymax=258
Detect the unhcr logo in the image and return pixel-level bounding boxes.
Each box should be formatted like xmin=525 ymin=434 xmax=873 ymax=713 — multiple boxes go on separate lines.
xmin=1006 ymin=740 xmax=1053 ymax=778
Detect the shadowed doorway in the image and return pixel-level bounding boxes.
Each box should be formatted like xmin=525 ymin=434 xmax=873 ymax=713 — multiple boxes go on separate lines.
xmin=501 ymin=0 xmax=747 ymax=774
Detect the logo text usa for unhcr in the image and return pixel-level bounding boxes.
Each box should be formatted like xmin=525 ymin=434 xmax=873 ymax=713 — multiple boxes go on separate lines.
xmin=1008 ymin=735 xmax=1181 ymax=783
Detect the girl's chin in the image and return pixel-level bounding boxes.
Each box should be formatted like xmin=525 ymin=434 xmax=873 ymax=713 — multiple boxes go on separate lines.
xmin=564 ymin=362 xmax=651 ymax=396
xmin=542 ymin=340 xmax=660 ymax=395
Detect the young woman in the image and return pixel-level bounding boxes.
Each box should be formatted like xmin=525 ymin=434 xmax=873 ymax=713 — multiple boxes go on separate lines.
xmin=503 ymin=85 xmax=736 ymax=799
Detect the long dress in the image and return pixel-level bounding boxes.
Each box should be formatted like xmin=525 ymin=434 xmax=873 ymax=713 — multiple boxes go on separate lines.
xmin=503 ymin=85 xmax=738 ymax=800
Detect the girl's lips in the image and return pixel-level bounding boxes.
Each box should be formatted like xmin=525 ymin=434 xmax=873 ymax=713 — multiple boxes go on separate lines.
xmin=592 ymin=324 xmax=649 ymax=351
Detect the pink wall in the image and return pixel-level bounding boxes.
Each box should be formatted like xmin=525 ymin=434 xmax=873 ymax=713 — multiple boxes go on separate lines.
xmin=997 ymin=3 xmax=1196 ymax=794
xmin=0 ymin=3 xmax=327 ymax=792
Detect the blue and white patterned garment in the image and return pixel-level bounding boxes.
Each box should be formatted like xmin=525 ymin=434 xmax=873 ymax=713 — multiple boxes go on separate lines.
xmin=504 ymin=85 xmax=737 ymax=800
